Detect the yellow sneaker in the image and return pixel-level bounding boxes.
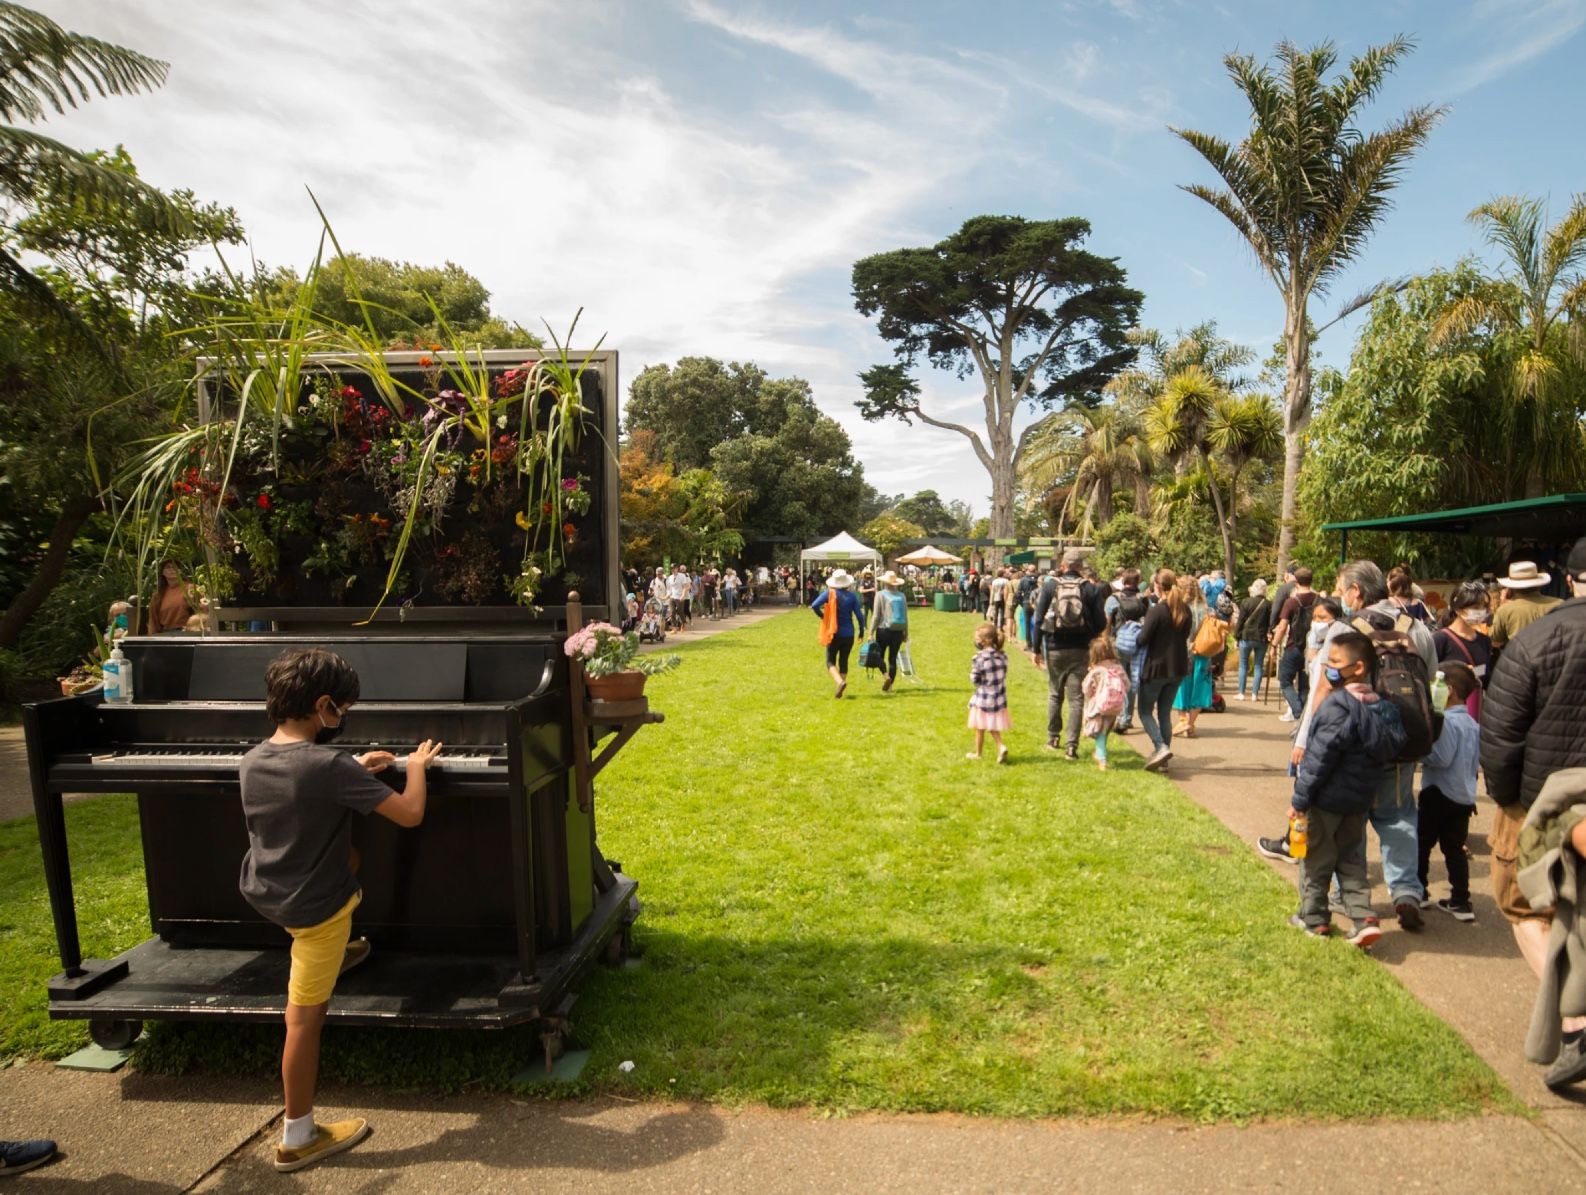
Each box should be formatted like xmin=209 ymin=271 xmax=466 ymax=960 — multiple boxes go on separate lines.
xmin=274 ymin=1118 xmax=370 ymax=1173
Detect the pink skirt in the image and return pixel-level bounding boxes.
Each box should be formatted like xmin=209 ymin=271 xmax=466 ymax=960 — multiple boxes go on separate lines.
xmin=967 ymin=707 xmax=1011 ymax=731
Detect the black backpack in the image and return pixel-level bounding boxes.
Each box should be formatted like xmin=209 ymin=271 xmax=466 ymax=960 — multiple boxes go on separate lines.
xmin=1112 ymin=591 xmax=1148 ymax=627
xmin=1288 ymin=593 xmax=1317 ymax=648
xmin=1350 ymin=613 xmax=1440 ymax=761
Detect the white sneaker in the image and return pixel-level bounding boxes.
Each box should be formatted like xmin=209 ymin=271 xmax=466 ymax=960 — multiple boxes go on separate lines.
xmin=1235 ymin=693 xmax=1247 ymax=701
xmin=1278 ymin=710 xmax=1296 ymax=723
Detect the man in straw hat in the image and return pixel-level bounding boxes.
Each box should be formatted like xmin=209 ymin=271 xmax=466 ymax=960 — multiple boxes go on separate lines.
xmin=810 ymin=568 xmax=867 ymax=699
xmin=1490 ymin=561 xmax=1560 ymax=654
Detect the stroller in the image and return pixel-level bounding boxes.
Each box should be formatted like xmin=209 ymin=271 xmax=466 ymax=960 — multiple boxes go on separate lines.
xmin=638 ymin=597 xmax=667 ymax=643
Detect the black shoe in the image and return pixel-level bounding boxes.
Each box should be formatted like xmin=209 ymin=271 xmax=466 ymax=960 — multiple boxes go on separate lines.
xmin=1043 ymin=739 xmax=1061 ymax=752
xmin=1436 ymin=899 xmax=1476 ymax=923
xmin=1395 ymin=899 xmax=1424 ymax=931
xmin=1064 ymin=745 xmax=1078 ymax=761
xmin=1546 ymin=1037 xmax=1586 ymax=1089
xmin=1256 ymin=835 xmax=1297 ymax=864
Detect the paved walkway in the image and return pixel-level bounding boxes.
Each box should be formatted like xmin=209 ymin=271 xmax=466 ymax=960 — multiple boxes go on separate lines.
xmin=5 ymin=630 xmax=1586 ymax=1190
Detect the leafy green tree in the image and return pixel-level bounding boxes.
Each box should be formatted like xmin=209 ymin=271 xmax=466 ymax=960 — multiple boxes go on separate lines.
xmin=710 ymin=377 xmax=868 ymax=540
xmin=1173 ymin=38 xmax=1444 ymax=571
xmin=0 ymin=4 xmax=195 ymax=332
xmin=254 ymin=254 xmax=541 ymax=350
xmin=626 ymin=357 xmax=871 ymax=540
xmin=890 ymin=490 xmax=963 ymax=536
xmin=1430 ymin=195 xmax=1586 ymax=497
xmin=859 ymin=513 xmax=926 ymax=560
xmin=0 ymin=150 xmax=242 ymax=652
xmin=1298 ymin=267 xmax=1510 ymax=574
xmin=1091 ymin=511 xmax=1154 ymax=578
xmin=852 ymin=215 xmax=1142 ymax=538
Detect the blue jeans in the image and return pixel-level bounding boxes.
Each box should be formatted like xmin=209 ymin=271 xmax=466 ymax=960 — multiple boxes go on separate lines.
xmin=1136 ymin=676 xmax=1178 ymax=753
xmin=1278 ymin=646 xmax=1307 ymax=716
xmin=1344 ymin=763 xmax=1424 ymax=905
xmin=1116 ymin=646 xmax=1142 ymax=728
xmin=1236 ymin=640 xmax=1264 ymax=696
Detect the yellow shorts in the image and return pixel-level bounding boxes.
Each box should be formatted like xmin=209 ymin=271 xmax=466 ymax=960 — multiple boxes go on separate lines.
xmin=285 ymin=890 xmax=361 ymax=1007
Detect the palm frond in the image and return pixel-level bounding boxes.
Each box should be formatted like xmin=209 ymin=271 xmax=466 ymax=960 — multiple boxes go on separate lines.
xmin=0 ymin=2 xmax=168 ymax=122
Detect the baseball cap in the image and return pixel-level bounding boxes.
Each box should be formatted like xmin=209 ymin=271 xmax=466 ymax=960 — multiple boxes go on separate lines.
xmin=1566 ymin=536 xmax=1586 ymax=579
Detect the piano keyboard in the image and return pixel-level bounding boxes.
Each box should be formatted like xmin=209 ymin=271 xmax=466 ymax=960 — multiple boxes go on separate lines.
xmin=87 ymin=750 xmax=504 ymax=771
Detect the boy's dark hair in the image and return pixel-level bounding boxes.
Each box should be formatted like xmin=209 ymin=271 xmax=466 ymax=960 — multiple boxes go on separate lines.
xmin=1121 ymin=567 xmax=1141 ymax=589
xmin=264 ymin=648 xmax=360 ymax=723
xmin=1293 ymin=566 xmax=1314 ymax=586
xmin=1441 ymin=662 xmax=1478 ymax=704
xmin=1314 ymin=596 xmax=1344 ymax=622
xmin=1328 ymin=630 xmax=1378 ymax=676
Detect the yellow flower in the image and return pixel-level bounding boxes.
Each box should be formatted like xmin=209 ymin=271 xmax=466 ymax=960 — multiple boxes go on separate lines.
xmin=514 ymin=510 xmax=532 ymax=530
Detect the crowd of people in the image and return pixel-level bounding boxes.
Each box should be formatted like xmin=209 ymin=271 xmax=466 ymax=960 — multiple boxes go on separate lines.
xmin=802 ymin=538 xmax=1586 ymax=1093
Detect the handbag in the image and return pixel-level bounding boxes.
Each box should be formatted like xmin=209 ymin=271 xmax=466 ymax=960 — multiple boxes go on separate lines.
xmin=1192 ymin=615 xmax=1229 ymax=659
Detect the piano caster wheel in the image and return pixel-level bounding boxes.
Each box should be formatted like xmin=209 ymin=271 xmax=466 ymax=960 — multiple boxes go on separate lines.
xmin=88 ymin=1018 xmax=143 ymax=1051
xmin=601 ymin=932 xmax=628 ymax=967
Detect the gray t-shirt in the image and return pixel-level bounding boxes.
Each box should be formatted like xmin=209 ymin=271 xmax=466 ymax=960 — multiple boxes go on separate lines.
xmin=238 ymin=740 xmax=394 ymax=929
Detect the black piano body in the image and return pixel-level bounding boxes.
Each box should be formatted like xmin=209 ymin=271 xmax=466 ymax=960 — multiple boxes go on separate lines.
xmin=24 ymin=622 xmax=645 ymax=1045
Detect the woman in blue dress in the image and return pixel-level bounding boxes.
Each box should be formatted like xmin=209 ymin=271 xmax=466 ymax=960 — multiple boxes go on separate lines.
xmin=1173 ymin=577 xmax=1214 ymax=736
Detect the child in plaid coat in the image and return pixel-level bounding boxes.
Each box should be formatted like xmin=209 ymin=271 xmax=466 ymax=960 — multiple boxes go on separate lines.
xmin=968 ymin=622 xmax=1010 ymax=764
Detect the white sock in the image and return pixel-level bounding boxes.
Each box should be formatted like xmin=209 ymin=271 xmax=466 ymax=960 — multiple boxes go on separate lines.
xmin=282 ymin=1111 xmax=317 ymax=1149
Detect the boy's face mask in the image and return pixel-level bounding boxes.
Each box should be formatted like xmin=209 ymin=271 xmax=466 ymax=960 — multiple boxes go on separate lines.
xmin=316 ymin=703 xmax=347 ymax=744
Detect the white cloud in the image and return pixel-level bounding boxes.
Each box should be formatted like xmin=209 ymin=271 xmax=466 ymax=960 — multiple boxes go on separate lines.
xmin=1453 ymin=0 xmax=1586 ymax=92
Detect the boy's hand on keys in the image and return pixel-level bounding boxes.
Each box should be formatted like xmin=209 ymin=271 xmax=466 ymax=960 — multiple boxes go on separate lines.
xmin=409 ymin=739 xmax=444 ymax=771
xmin=357 ymin=751 xmax=396 ymax=773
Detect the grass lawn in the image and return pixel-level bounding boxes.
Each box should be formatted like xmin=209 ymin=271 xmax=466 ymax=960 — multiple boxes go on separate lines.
xmin=2 ymin=608 xmax=1511 ymax=1119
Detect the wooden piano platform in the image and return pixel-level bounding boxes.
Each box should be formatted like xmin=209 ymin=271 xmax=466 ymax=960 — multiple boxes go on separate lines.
xmin=49 ymin=874 xmax=636 ymax=1031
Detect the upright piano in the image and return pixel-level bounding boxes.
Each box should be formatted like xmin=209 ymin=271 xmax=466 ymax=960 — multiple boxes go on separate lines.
xmin=24 ymin=604 xmax=652 ymax=1049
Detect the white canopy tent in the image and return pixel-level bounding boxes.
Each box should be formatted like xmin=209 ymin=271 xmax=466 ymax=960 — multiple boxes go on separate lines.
xmin=799 ymin=531 xmax=882 ymax=574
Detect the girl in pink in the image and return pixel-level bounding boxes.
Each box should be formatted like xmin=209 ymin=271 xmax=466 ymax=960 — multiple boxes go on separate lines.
xmin=967 ymin=622 xmax=1011 ymax=763
xmin=1082 ymin=634 xmax=1128 ymax=771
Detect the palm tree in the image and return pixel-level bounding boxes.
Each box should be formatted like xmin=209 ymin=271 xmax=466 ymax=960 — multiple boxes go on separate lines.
xmin=1206 ymin=392 xmax=1284 ymax=574
xmin=1173 ymin=38 xmax=1445 ymax=571
xmin=1431 ymin=194 xmax=1586 ymax=497
xmin=0 ymin=3 xmax=189 ymax=326
xmin=1018 ymin=406 xmax=1152 ymax=540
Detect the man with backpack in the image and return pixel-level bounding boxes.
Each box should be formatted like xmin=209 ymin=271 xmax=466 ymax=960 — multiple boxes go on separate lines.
xmin=1016 ymin=564 xmax=1041 ymax=656
xmin=1105 ymin=567 xmax=1150 ymax=733
xmin=1270 ymin=566 xmax=1319 ymax=722
xmin=1033 ymin=548 xmax=1106 ymax=761
xmin=1258 ymin=560 xmax=1438 ymax=931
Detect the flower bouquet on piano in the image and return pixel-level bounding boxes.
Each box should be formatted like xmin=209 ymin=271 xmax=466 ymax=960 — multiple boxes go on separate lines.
xmin=563 ymin=621 xmax=680 ymax=702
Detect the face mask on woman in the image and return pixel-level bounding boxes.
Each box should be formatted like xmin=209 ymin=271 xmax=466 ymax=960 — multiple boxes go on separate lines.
xmin=1462 ymin=607 xmax=1490 ymax=626
xmin=1307 ymin=618 xmax=1332 ymax=650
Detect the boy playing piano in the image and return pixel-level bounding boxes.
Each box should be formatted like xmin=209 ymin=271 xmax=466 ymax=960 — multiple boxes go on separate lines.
xmin=239 ymin=648 xmax=441 ymax=1173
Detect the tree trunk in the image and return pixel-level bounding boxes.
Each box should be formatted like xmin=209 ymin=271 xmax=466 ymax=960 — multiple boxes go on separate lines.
xmin=1276 ymin=303 xmax=1312 ymax=574
xmin=1201 ymin=449 xmax=1235 ymax=582
xmin=0 ymin=494 xmax=101 ymax=652
xmin=989 ymin=455 xmax=1016 ymax=542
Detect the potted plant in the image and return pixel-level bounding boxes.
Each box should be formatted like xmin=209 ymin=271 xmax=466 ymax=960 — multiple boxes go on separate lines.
xmin=563 ymin=621 xmax=680 ymax=701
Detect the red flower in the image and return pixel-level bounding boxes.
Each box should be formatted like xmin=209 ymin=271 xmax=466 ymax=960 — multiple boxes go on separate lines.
xmin=340 ymin=386 xmax=361 ymax=399
xmin=419 ymin=356 xmax=434 ymax=367
xmin=357 ymin=440 xmax=372 ymax=455
xmin=541 ymin=501 xmax=553 ymax=515
xmin=257 ymin=493 xmax=271 ymax=510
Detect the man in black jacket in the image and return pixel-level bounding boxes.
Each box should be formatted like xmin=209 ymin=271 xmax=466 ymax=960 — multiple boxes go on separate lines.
xmin=1031 ymin=549 xmax=1106 ymax=761
xmin=1482 ymin=535 xmax=1586 ymax=1087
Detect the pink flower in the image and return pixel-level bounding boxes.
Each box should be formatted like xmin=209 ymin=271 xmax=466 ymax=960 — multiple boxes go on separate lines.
xmin=561 ymin=477 xmax=578 ymax=491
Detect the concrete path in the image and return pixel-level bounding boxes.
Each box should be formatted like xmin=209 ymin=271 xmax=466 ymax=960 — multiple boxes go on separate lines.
xmin=2 ymin=1063 xmax=1581 ymax=1194
xmin=1159 ymin=684 xmax=1586 ymax=1161
xmin=6 ymin=622 xmax=1586 ymax=1191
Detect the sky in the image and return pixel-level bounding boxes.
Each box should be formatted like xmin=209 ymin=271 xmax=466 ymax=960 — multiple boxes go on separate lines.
xmin=26 ymin=0 xmax=1586 ymax=515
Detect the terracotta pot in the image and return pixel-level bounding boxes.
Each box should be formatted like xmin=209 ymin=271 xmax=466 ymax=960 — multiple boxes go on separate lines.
xmin=585 ymin=670 xmax=647 ymax=702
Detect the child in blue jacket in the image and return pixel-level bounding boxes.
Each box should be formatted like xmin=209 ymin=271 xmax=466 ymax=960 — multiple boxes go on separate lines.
xmin=1417 ymin=662 xmax=1481 ymax=921
xmin=1290 ymin=632 xmax=1407 ymax=947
